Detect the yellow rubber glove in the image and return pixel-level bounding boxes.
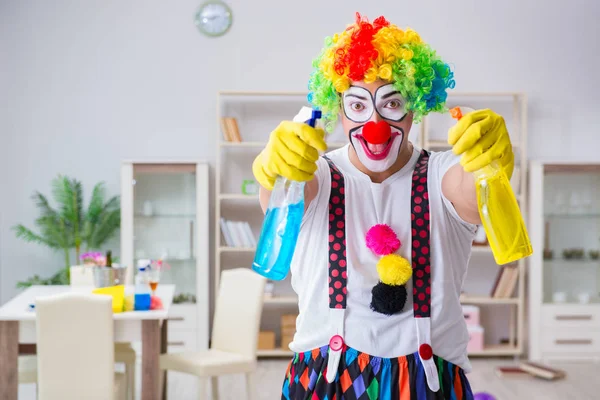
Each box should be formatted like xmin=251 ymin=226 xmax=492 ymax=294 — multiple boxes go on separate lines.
xmin=447 ymin=109 xmax=514 ymax=179
xmin=252 ymin=121 xmax=327 ymax=190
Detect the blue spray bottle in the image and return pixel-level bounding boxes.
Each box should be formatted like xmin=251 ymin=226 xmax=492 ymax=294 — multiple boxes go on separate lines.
xmin=252 ymin=109 xmax=322 ymax=280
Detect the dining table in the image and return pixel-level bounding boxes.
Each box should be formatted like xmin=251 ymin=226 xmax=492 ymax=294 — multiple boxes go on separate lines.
xmin=0 ymin=284 xmax=175 ymax=400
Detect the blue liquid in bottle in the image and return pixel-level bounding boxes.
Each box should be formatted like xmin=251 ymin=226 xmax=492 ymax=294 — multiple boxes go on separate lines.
xmin=252 ymin=184 xmax=305 ymax=280
xmin=134 ymin=293 xmax=151 ymax=311
xmin=252 ymin=109 xmax=321 ymax=281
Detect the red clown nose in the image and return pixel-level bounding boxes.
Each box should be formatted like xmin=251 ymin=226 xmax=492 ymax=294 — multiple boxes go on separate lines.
xmin=362 ymin=121 xmax=392 ymax=144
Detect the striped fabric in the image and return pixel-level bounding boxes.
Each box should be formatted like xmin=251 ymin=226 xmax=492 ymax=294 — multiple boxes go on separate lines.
xmin=281 ymin=345 xmax=473 ymax=400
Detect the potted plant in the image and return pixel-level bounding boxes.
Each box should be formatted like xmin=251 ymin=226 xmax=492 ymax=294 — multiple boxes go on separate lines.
xmin=13 ymin=175 xmax=120 ymax=288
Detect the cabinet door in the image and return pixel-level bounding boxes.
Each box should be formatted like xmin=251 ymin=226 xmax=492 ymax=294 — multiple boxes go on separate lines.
xmin=541 ymin=165 xmax=600 ymax=305
xmin=131 ymin=163 xmax=199 ymax=298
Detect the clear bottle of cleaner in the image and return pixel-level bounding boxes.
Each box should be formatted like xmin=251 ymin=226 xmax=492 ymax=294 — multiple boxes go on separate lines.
xmin=134 ymin=260 xmax=151 ymax=310
xmin=252 ymin=109 xmax=322 ymax=280
xmin=451 ymin=107 xmax=533 ymax=265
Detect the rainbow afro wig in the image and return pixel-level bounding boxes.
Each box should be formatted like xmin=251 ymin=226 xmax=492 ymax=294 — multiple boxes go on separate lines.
xmin=308 ymin=13 xmax=455 ymax=132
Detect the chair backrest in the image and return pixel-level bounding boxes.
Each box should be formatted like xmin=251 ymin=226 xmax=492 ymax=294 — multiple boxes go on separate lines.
xmin=36 ymin=292 xmax=115 ymax=400
xmin=69 ymin=266 xmax=95 ymax=286
xmin=211 ymin=268 xmax=266 ymax=358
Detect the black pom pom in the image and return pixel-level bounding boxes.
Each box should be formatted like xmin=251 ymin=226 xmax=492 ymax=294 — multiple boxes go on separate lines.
xmin=370 ymin=282 xmax=407 ymax=316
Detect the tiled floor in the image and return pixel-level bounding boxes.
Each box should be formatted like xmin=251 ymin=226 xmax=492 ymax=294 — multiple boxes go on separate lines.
xmin=18 ymin=358 xmax=600 ymax=399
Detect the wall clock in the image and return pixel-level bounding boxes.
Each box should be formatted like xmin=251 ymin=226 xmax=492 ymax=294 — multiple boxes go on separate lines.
xmin=194 ymin=1 xmax=233 ymax=37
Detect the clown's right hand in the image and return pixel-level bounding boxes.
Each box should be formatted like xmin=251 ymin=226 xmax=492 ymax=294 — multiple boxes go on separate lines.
xmin=252 ymin=121 xmax=327 ymax=191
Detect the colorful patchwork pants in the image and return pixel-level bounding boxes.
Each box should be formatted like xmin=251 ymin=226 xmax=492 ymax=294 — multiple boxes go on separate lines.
xmin=281 ymin=345 xmax=474 ymax=400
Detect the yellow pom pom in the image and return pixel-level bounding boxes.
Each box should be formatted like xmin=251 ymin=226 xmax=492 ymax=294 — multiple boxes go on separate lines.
xmin=376 ymin=254 xmax=412 ymax=286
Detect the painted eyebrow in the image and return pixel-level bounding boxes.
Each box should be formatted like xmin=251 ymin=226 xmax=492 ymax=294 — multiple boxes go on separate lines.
xmin=344 ymin=93 xmax=369 ymax=101
xmin=381 ymin=90 xmax=402 ymax=100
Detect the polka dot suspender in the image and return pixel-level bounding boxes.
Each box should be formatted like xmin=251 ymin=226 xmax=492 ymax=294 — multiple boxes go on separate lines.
xmin=323 ymin=156 xmax=348 ymax=310
xmin=323 ymin=156 xmax=348 ymax=383
xmin=411 ymin=150 xmax=432 ymax=318
xmin=409 ymin=150 xmax=439 ymax=392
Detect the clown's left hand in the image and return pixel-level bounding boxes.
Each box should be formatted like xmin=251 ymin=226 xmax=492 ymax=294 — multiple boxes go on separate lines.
xmin=448 ymin=109 xmax=514 ymax=179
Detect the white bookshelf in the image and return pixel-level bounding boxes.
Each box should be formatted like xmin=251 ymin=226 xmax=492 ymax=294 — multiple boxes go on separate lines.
xmin=215 ymin=91 xmax=528 ymax=358
xmin=421 ymin=92 xmax=528 ymax=357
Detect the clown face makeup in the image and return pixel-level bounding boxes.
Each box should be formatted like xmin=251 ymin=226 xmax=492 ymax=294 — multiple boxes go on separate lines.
xmin=342 ymin=84 xmax=408 ymax=172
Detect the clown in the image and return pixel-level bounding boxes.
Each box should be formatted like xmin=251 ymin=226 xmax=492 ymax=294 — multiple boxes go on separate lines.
xmin=253 ymin=13 xmax=513 ymax=399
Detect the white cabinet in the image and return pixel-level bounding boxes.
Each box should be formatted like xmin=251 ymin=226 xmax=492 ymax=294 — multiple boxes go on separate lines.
xmin=120 ymin=161 xmax=210 ymax=352
xmin=528 ymin=161 xmax=600 ymax=362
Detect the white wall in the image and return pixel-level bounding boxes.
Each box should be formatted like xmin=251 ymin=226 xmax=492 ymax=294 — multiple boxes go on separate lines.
xmin=1 ymin=0 xmax=599 ymax=302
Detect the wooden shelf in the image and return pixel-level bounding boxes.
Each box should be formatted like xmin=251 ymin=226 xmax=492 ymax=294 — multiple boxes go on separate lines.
xmin=219 ymin=141 xmax=346 ymax=149
xmin=219 ymin=194 xmax=259 ymax=201
xmin=263 ymin=296 xmax=298 ymax=305
xmin=257 ymin=349 xmax=294 ymax=357
xmin=220 ymin=141 xmax=265 ymax=147
xmin=218 ymin=246 xmax=256 ymax=253
xmin=425 ymin=140 xmax=521 ymax=149
xmin=460 ymin=295 xmax=519 ymax=305
xmin=471 ymin=245 xmax=493 ymax=253
xmin=468 ymin=344 xmax=520 ymax=356
xmin=426 ymin=140 xmax=451 ymax=148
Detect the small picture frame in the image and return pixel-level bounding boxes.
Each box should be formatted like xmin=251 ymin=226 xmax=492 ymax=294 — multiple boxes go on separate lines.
xmin=242 ymin=179 xmax=259 ymax=195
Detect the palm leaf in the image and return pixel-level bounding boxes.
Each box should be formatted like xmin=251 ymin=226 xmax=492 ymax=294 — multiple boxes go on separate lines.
xmin=86 ymin=182 xmax=107 ymax=223
xmin=31 ymin=192 xmax=70 ymax=248
xmin=84 ymin=182 xmax=107 ymax=246
xmin=88 ymin=209 xmax=120 ymax=249
xmin=13 ymin=225 xmax=57 ymax=248
xmin=51 ymin=176 xmax=84 ymax=248
xmin=32 ymin=192 xmax=59 ymax=221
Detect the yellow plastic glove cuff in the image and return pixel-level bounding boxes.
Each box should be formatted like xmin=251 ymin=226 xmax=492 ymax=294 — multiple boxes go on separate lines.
xmin=252 ymin=150 xmax=277 ymax=191
xmin=447 ymin=109 xmax=514 ymax=179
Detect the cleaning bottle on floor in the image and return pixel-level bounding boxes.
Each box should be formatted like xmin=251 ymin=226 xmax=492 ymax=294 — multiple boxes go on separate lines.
xmin=252 ymin=109 xmax=322 ymax=280
xmin=450 ymin=106 xmax=533 ymax=265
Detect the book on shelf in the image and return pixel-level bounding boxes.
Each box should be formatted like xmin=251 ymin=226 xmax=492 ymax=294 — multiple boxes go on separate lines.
xmin=495 ymin=366 xmax=534 ymax=379
xmin=518 ymin=362 xmax=566 ymax=380
xmin=220 ymin=117 xmax=242 ymax=142
xmin=490 ymin=264 xmax=519 ymax=298
xmin=220 ymin=218 xmax=256 ymax=248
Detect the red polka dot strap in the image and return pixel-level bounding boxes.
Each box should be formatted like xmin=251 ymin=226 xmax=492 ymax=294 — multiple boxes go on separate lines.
xmin=411 ymin=150 xmax=431 ymax=318
xmin=323 ymin=156 xmax=347 ymax=310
